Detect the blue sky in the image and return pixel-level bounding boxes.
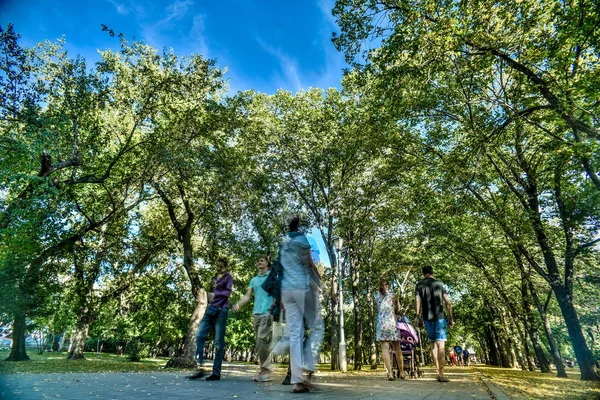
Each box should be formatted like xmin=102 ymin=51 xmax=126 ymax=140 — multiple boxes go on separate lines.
xmin=1 ymin=0 xmax=347 ymax=94
xmin=1 ymin=0 xmax=339 ymax=265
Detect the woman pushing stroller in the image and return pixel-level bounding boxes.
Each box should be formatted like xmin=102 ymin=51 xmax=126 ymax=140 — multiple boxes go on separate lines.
xmin=375 ymin=278 xmax=405 ymax=380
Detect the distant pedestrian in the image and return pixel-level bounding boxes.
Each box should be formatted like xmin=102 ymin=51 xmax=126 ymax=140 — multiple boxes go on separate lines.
xmin=279 ymin=216 xmax=324 ymax=393
xmin=453 ymin=344 xmax=463 ymax=367
xmin=375 ymin=278 xmax=405 ymax=380
xmin=233 ymin=255 xmax=275 ymax=382
xmin=415 ymin=265 xmax=454 ymax=382
xmin=188 ymin=257 xmax=233 ymax=381
xmin=462 ymin=348 xmax=470 ymax=366
xmin=449 ymin=349 xmax=457 ymax=366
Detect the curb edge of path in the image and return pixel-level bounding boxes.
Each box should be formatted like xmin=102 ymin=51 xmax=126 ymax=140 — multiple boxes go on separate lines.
xmin=475 ymin=372 xmax=511 ymax=400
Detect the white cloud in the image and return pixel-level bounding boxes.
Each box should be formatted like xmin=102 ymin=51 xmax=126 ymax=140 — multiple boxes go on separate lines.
xmin=137 ymin=0 xmax=194 ymax=50
xmin=256 ymin=37 xmax=303 ymax=93
xmin=313 ymin=0 xmax=346 ymax=90
xmin=317 ymin=0 xmax=337 ymax=28
xmin=108 ymin=0 xmax=129 ymax=15
xmin=189 ymin=14 xmax=209 ymax=57
xmin=159 ymin=0 xmax=194 ymax=26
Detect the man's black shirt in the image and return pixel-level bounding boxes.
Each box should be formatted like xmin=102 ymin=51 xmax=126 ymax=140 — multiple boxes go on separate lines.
xmin=416 ymin=277 xmax=447 ymax=320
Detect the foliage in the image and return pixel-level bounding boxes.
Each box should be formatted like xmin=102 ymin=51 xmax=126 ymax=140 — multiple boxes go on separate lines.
xmin=1 ymin=1 xmax=599 ymax=383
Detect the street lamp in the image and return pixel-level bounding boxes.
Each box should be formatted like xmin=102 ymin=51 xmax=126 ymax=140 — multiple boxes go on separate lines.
xmin=333 ymin=237 xmax=348 ymax=373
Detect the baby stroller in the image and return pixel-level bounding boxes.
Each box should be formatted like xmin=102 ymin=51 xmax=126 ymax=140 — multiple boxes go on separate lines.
xmin=393 ymin=317 xmax=423 ymax=379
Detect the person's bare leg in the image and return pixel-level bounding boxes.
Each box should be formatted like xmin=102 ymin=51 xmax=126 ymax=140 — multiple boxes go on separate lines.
xmin=393 ymin=341 xmax=404 ymax=378
xmin=381 ymin=341 xmax=393 ymax=379
xmin=431 ymin=342 xmax=440 ymax=377
xmin=437 ymin=341 xmax=448 ymax=380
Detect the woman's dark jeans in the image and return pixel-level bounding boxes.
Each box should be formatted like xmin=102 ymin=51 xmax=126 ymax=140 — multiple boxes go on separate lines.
xmin=195 ymin=305 xmax=229 ymax=376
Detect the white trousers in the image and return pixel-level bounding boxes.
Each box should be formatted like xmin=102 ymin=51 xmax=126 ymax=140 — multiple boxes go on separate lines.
xmin=281 ymin=287 xmax=324 ymax=384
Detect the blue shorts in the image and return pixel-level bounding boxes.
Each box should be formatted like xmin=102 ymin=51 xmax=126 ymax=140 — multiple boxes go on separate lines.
xmin=424 ymin=318 xmax=447 ymax=342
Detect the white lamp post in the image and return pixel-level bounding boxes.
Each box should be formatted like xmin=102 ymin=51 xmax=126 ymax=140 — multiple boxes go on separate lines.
xmin=333 ymin=237 xmax=348 ymax=373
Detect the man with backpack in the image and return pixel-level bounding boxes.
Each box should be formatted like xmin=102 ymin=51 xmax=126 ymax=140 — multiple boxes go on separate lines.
xmin=233 ymin=255 xmax=275 ymax=382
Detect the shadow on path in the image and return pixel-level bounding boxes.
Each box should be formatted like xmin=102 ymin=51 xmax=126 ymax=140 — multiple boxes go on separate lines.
xmin=1 ymin=363 xmax=493 ymax=399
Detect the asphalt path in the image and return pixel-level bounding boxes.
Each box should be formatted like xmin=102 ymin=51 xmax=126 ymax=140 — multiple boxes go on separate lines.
xmin=0 ymin=362 xmax=495 ymax=400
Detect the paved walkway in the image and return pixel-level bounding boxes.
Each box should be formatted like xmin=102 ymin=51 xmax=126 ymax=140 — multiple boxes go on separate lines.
xmin=1 ymin=363 xmax=494 ymax=399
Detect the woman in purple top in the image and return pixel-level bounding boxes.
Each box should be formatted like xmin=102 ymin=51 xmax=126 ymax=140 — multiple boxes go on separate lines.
xmin=189 ymin=257 xmax=233 ymax=381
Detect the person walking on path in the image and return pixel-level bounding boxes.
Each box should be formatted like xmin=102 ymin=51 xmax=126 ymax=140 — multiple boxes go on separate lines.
xmin=453 ymin=344 xmax=463 ymax=367
xmin=375 ymin=278 xmax=405 ymax=380
xmin=189 ymin=257 xmax=233 ymax=381
xmin=279 ymin=216 xmax=324 ymax=394
xmin=462 ymin=348 xmax=470 ymax=367
xmin=233 ymin=255 xmax=275 ymax=382
xmin=449 ymin=348 xmax=457 ymax=366
xmin=415 ymin=265 xmax=454 ymax=382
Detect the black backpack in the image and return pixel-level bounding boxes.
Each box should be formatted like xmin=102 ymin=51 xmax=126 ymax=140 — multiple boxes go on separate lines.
xmin=261 ymin=260 xmax=284 ymax=321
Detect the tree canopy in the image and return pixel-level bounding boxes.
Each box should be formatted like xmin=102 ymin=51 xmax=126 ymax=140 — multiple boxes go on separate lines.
xmin=1 ymin=0 xmax=599 ymax=381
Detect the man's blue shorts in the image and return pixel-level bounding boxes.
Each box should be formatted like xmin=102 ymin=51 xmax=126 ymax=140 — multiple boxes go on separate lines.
xmin=424 ymin=318 xmax=447 ymax=342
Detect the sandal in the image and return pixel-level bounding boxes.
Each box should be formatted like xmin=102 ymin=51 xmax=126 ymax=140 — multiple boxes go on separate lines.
xmin=387 ymin=372 xmax=395 ymax=381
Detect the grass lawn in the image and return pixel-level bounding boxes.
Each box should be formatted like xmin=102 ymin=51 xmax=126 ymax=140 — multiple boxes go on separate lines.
xmin=0 ymin=350 xmax=174 ymax=374
xmin=475 ymin=364 xmax=600 ymax=400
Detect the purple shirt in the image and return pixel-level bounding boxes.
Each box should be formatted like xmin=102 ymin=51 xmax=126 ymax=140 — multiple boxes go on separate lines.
xmin=211 ymin=272 xmax=233 ymax=309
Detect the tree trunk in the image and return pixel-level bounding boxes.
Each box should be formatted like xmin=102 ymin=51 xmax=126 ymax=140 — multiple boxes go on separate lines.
xmin=522 ymin=181 xmax=597 ymax=379
xmin=486 ymin=325 xmax=501 ymax=366
xmin=6 ymin=312 xmax=29 ymax=361
xmin=526 ymin=301 xmax=551 ymax=373
xmin=504 ymin=134 xmax=597 ymax=380
xmin=478 ymin=337 xmax=489 ymax=365
xmin=498 ymin=310 xmax=516 ymax=368
xmin=520 ymin=276 xmax=546 ymax=372
xmin=366 ymin=284 xmax=377 ymax=369
xmin=495 ymin=327 xmax=512 ymax=368
xmin=330 ymin=253 xmax=339 ymax=370
xmin=350 ymin=253 xmax=362 ymax=371
xmin=552 ymin=284 xmax=599 ymax=380
xmin=529 ymin=323 xmax=550 ymax=373
xmin=521 ymin=321 xmax=535 ymax=371
xmin=67 ymin=312 xmax=92 ymax=360
xmin=529 ymin=284 xmax=567 ymax=377
xmin=164 ymin=221 xmax=206 ymax=368
xmin=509 ymin=338 xmax=521 ymax=369
xmin=166 ymin=288 xmax=206 ymax=368
xmin=155 ymin=182 xmax=205 ymax=368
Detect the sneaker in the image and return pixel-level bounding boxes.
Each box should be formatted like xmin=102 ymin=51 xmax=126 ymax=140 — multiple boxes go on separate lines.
xmin=187 ymin=370 xmax=206 ymax=380
xmin=205 ymin=374 xmax=221 ymax=381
